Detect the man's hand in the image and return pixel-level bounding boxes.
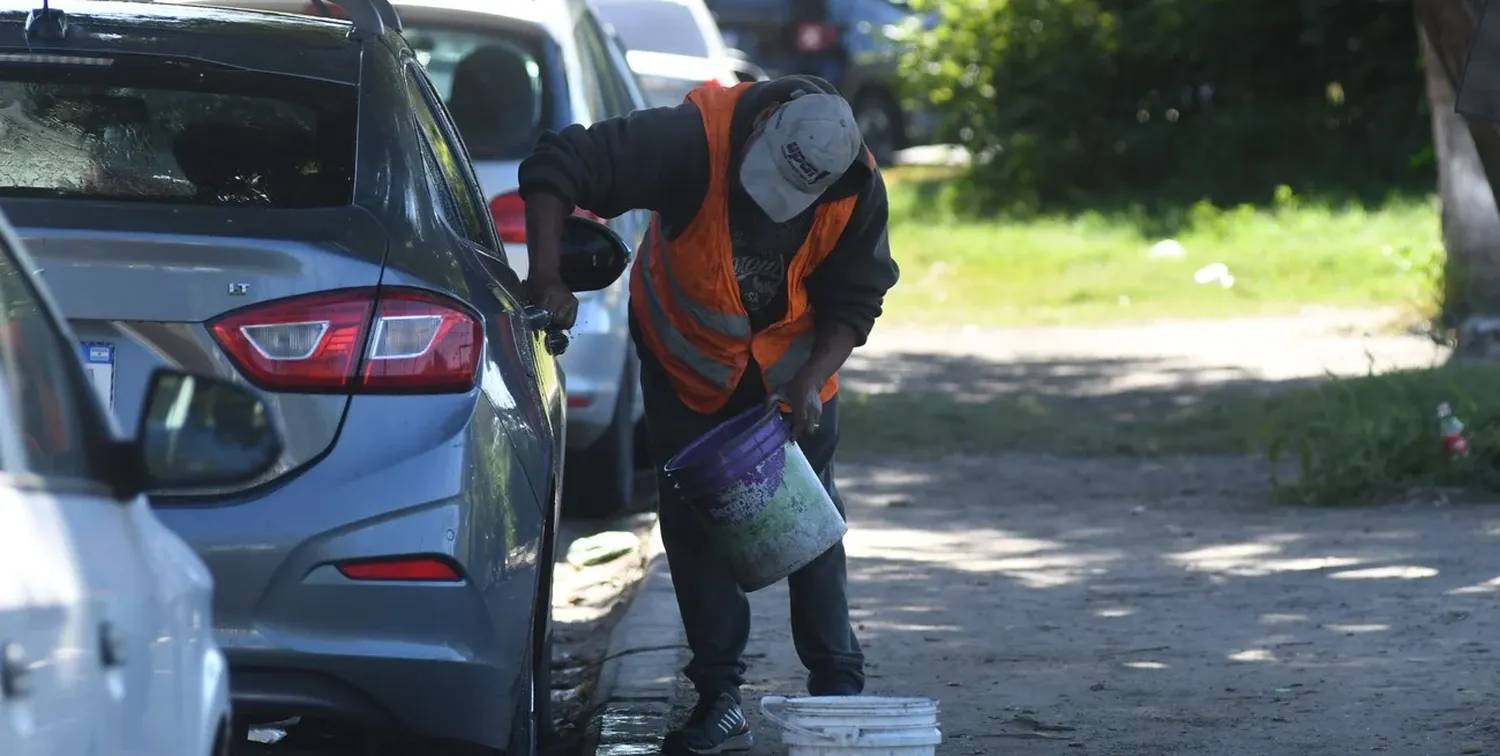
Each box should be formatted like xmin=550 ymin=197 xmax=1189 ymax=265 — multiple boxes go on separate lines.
xmin=523 ymin=192 xmax=576 ymax=328
xmin=770 ymin=372 xmax=823 ymax=439
xmin=527 ymin=275 xmax=578 ymax=329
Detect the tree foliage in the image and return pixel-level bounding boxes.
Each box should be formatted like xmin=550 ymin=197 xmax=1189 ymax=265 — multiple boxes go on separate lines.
xmin=902 ymin=0 xmax=1433 ymax=213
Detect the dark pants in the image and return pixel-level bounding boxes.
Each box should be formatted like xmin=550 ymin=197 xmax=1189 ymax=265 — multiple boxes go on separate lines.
xmin=635 ymin=334 xmax=865 ymax=702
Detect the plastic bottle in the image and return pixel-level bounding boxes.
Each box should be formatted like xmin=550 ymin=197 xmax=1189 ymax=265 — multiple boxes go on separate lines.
xmin=1438 ymin=402 xmax=1470 ymax=457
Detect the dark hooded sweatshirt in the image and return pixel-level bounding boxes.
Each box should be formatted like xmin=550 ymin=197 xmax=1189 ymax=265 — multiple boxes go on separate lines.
xmin=515 ymin=75 xmax=900 ymax=344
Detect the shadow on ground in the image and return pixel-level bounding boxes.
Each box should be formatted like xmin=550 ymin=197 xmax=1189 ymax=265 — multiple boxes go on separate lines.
xmin=739 ymin=455 xmax=1500 ymax=755
xmin=838 ymin=351 xmax=1324 ymax=457
xmin=547 ymin=472 xmax=659 ymax=751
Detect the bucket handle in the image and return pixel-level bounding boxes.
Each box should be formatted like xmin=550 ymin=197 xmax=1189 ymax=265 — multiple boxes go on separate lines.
xmin=759 ymin=696 xmax=860 ymax=745
xmin=761 ymin=395 xmax=797 ymax=430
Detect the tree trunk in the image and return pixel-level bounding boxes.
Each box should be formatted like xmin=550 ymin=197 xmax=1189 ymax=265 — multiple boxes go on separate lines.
xmin=1418 ymin=2 xmax=1500 ymax=357
xmin=1423 ymin=29 xmax=1500 ymax=328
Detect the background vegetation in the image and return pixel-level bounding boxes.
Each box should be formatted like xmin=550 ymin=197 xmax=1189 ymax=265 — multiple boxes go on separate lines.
xmin=862 ymin=0 xmax=1500 ymax=506
xmin=900 ymin=0 xmax=1431 ymax=216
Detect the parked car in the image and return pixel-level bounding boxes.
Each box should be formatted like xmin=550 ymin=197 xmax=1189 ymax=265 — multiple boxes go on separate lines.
xmin=593 ymin=0 xmax=761 ymax=107
xmin=0 ymin=1 xmax=629 ymax=754
xmin=704 ymin=0 xmax=939 ymax=163
xmin=394 ymin=0 xmax=654 ymax=516
xmin=0 ymin=202 xmax=284 ymax=756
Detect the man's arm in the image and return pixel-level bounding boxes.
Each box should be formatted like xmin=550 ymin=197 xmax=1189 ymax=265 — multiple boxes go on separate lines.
xmin=797 ymin=173 xmax=901 ymax=386
xmin=518 ymin=103 xmax=709 ymax=287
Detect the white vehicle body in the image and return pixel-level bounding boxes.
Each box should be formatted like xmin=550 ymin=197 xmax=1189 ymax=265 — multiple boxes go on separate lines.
xmin=594 ymin=0 xmax=748 ymax=106
xmin=0 ymin=210 xmax=230 ymax=756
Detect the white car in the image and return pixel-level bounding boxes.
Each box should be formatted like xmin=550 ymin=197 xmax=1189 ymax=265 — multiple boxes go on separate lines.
xmin=595 ymin=0 xmax=767 ymax=107
xmin=394 ymin=0 xmax=653 ymax=518
xmin=0 ymin=210 xmax=284 ymax=755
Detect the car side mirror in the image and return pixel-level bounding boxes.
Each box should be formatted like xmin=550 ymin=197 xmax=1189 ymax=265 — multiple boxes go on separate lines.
xmin=558 ymin=215 xmax=631 ymax=293
xmin=726 ymin=53 xmax=769 ymax=82
xmin=130 ymin=369 xmax=283 ymax=494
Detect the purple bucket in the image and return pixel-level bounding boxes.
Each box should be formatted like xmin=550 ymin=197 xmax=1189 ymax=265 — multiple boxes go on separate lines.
xmin=664 ymin=406 xmax=791 ymax=509
xmin=664 ymin=406 xmax=848 ymax=592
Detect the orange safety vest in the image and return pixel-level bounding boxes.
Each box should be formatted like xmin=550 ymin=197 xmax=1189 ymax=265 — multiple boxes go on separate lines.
xmin=629 ymin=82 xmax=863 ymax=415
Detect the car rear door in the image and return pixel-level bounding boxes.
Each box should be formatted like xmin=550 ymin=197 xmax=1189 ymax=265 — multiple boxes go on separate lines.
xmin=0 ymin=484 xmax=20 ymax=756
xmin=0 ymin=480 xmax=99 ymax=756
xmin=399 ymin=59 xmax=564 ymax=498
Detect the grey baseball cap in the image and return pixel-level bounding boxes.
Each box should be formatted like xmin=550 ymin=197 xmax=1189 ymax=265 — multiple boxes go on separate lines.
xmin=739 ymin=92 xmax=863 ymax=223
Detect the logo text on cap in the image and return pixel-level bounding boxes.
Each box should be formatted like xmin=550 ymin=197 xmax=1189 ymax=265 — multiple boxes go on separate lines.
xmin=782 ymin=141 xmax=831 ymax=186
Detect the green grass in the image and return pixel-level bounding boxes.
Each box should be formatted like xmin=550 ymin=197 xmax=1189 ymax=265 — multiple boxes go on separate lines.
xmin=840 ymin=379 xmax=1281 ymax=460
xmin=882 ymin=166 xmax=1444 ymax=327
xmin=841 ymin=360 xmax=1500 ymax=506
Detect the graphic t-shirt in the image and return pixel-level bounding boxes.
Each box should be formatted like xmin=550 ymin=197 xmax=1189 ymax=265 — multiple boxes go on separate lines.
xmin=728 ymin=191 xmax=817 ymax=333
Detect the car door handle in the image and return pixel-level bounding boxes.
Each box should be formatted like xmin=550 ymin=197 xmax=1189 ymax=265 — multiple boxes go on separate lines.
xmin=1 ymin=642 xmax=30 ymax=698
xmin=520 ymin=305 xmax=551 ymax=331
xmin=99 ymin=622 xmax=124 ymax=668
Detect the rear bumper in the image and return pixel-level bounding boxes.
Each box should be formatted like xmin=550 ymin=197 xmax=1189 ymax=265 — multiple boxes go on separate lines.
xmin=153 ymin=392 xmax=547 ymax=748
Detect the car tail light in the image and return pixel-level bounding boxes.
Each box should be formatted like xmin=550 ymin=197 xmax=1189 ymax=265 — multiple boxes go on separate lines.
xmin=489 ymin=191 xmax=605 ymax=245
xmin=209 ymin=287 xmax=481 ymax=394
xmin=794 ymin=22 xmax=840 ymax=53
xmin=301 ymin=1 xmax=348 ymax=17
xmin=336 ymin=556 xmax=462 ymax=582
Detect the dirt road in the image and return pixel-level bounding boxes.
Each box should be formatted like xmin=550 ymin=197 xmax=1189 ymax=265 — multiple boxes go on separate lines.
xmin=715 ymin=311 xmax=1499 ymax=755
xmin=736 ymin=454 xmax=1499 ymax=755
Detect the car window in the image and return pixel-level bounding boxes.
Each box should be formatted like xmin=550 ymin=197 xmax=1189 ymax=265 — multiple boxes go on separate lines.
xmin=0 ymin=228 xmax=98 ymax=480
xmin=410 ymin=68 xmax=504 ymax=252
xmin=594 ymin=0 xmax=711 ymax=58
xmin=404 ymin=67 xmax=500 ymax=251
xmin=570 ymin=17 xmax=612 ymax=120
xmin=403 ymin=24 xmax=554 ymax=161
xmin=0 ymin=59 xmax=356 ymax=207
xmin=576 ymin=13 xmax=636 ymax=117
xmin=410 ymin=124 xmax=469 ymax=239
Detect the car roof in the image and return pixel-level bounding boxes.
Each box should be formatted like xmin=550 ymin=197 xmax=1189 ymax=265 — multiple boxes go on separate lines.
xmin=0 ymin=0 xmax=362 ymax=83
xmin=391 ymin=0 xmax=562 ymax=30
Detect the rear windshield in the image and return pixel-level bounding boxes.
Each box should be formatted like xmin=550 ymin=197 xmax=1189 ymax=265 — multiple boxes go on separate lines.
xmin=405 ymin=25 xmax=550 ymax=162
xmin=0 ymin=58 xmax=357 ymax=207
xmin=595 ymin=0 xmax=711 ymax=58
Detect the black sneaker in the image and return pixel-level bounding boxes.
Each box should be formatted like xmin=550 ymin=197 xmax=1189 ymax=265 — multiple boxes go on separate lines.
xmin=664 ymin=692 xmax=754 ymax=755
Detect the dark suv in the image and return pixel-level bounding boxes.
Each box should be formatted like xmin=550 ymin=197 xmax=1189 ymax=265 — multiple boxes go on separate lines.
xmin=706 ymin=0 xmax=937 ymax=163
xmin=0 ymin=0 xmax=625 ymax=753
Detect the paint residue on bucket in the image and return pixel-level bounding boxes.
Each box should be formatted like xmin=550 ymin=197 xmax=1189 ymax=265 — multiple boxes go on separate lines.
xmin=665 ymin=406 xmax=848 ymax=592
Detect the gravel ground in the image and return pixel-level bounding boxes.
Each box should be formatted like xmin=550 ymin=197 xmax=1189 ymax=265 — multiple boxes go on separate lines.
xmin=727 ymin=454 xmax=1500 ymax=756
xmin=665 ymin=310 xmax=1500 ymax=756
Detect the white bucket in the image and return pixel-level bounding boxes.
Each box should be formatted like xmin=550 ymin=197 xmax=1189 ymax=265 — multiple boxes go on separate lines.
xmin=759 ymin=696 xmax=942 ymax=756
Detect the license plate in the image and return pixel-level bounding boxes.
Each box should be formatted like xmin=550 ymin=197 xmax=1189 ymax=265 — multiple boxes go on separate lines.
xmin=79 ymin=342 xmax=114 ymax=411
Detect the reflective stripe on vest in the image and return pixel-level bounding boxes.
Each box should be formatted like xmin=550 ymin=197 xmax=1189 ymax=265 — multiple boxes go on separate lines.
xmin=763 ymin=328 xmax=816 ymax=390
xmin=633 ymin=223 xmax=740 ymax=389
xmin=643 ymin=224 xmax=750 ymax=341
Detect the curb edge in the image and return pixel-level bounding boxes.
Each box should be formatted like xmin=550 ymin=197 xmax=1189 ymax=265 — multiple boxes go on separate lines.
xmin=588 ymin=523 xmax=684 ymax=754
